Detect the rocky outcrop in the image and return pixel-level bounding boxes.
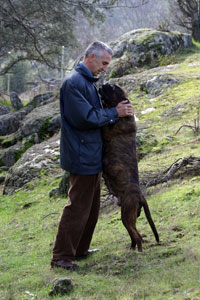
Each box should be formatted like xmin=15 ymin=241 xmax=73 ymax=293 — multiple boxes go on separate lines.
xmin=107 ymin=29 xmax=192 ymax=78
xmin=0 ymin=93 xmax=55 ymax=136
xmin=109 ymin=65 xmax=182 ymax=98
xmin=0 ymin=93 xmax=60 ymax=168
xmin=0 ymin=28 xmax=194 ymax=195
xmin=3 ymin=135 xmax=60 ymax=195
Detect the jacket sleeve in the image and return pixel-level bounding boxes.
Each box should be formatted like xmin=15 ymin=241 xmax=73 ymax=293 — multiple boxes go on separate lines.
xmin=60 ymin=80 xmax=119 ymax=130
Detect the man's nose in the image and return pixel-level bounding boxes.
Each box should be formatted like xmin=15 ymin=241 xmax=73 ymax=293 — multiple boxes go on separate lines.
xmin=102 ymin=65 xmax=108 ymax=71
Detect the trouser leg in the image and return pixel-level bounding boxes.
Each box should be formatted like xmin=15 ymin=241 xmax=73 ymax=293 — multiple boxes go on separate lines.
xmin=52 ymin=173 xmax=101 ymax=262
xmin=76 ymin=172 xmax=101 ymax=256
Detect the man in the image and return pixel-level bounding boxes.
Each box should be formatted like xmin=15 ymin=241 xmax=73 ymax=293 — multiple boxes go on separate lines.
xmin=51 ymin=41 xmax=133 ymax=270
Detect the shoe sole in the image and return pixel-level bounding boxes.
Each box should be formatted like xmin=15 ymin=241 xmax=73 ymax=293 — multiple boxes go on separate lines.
xmin=51 ymin=262 xmax=79 ymax=271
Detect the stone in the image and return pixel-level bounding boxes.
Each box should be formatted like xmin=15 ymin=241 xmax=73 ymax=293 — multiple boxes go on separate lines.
xmin=0 ymin=176 xmax=5 ymax=184
xmin=0 ymin=104 xmax=11 ymax=116
xmin=10 ymin=92 xmax=23 ymax=110
xmin=49 ymin=277 xmax=73 ymax=296
xmin=49 ymin=172 xmax=69 ymax=198
xmin=0 ymin=142 xmax=25 ymax=168
xmin=28 ymin=92 xmax=55 ymax=108
xmin=20 ymin=101 xmax=60 ymax=138
xmin=0 ymin=106 xmax=33 ymax=136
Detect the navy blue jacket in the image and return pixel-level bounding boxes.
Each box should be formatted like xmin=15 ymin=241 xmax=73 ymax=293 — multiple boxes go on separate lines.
xmin=60 ymin=62 xmax=119 ymax=174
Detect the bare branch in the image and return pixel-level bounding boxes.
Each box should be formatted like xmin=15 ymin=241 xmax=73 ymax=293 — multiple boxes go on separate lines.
xmin=141 ymin=156 xmax=200 ymax=188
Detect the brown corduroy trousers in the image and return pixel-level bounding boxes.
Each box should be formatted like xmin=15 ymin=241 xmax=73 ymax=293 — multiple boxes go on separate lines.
xmin=52 ymin=173 xmax=101 ymax=262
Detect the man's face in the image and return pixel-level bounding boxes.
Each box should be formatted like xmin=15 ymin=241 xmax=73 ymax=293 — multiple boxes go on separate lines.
xmin=87 ymin=50 xmax=112 ymax=76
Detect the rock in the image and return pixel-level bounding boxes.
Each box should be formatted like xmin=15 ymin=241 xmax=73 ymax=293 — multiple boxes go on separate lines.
xmin=107 ymin=29 xmax=192 ymax=78
xmin=3 ymin=135 xmax=60 ymax=195
xmin=145 ymin=74 xmax=178 ymax=97
xmin=59 ymin=172 xmax=70 ymax=195
xmin=28 ymin=92 xmax=55 ymax=108
xmin=49 ymin=172 xmax=70 ymax=198
xmin=20 ymin=101 xmax=60 ymax=138
xmin=0 ymin=93 xmax=60 ymax=170
xmin=49 ymin=187 xmax=60 ymax=198
xmin=0 ymin=142 xmax=25 ymax=168
xmin=0 ymin=176 xmax=5 ymax=184
xmin=0 ymin=92 xmax=56 ymax=137
xmin=109 ymin=65 xmax=182 ymax=96
xmin=0 ymin=104 xmax=11 ymax=116
xmin=0 ymin=133 xmax=18 ymax=148
xmin=0 ymin=106 xmax=33 ymax=136
xmin=10 ymin=92 xmax=23 ymax=110
xmin=161 ymin=103 xmax=185 ymax=117
xmin=49 ymin=277 xmax=73 ymax=296
xmin=141 ymin=107 xmax=155 ymax=114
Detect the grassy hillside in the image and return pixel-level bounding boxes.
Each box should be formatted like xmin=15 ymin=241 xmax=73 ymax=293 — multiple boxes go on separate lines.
xmin=0 ymin=42 xmax=200 ymax=300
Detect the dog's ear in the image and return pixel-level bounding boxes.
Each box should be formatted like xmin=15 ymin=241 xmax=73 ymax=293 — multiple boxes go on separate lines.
xmin=114 ymin=85 xmax=128 ymax=101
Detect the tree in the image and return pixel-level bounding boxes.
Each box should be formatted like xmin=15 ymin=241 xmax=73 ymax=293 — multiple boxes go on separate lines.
xmin=169 ymin=0 xmax=200 ymax=41
xmin=0 ymin=0 xmax=148 ymax=76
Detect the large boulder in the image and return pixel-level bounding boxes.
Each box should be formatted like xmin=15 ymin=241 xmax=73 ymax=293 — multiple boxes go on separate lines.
xmin=20 ymin=101 xmax=60 ymax=138
xmin=0 ymin=93 xmax=60 ymax=169
xmin=0 ymin=101 xmax=60 ymax=169
xmin=107 ymin=29 xmax=192 ymax=78
xmin=3 ymin=135 xmax=60 ymax=195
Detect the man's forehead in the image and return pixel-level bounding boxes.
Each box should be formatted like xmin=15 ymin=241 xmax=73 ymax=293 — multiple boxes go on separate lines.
xmin=99 ymin=51 xmax=112 ymax=62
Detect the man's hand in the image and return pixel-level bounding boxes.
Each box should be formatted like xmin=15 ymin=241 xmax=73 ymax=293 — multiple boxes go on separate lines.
xmin=115 ymin=100 xmax=134 ymax=117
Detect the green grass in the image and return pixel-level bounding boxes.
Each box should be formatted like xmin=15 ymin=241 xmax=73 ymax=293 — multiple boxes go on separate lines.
xmin=0 ymin=177 xmax=200 ymax=300
xmin=0 ymin=99 xmax=11 ymax=107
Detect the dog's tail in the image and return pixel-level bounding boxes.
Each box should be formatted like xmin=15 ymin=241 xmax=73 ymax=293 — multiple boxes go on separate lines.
xmin=142 ymin=196 xmax=159 ymax=243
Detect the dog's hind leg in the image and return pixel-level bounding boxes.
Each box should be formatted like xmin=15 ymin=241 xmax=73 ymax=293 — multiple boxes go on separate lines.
xmin=121 ymin=200 xmax=143 ymax=252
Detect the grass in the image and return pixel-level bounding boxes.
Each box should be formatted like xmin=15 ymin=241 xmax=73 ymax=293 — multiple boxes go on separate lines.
xmin=0 ymin=177 xmax=200 ymax=300
xmin=1 ymin=40 xmax=200 ymax=300
xmin=0 ymin=99 xmax=11 ymax=107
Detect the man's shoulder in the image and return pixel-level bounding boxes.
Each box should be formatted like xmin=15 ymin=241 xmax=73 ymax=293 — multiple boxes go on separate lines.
xmin=64 ymin=68 xmax=86 ymax=86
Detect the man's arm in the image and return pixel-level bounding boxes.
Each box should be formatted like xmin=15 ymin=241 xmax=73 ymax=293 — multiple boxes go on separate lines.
xmin=61 ymin=81 xmax=119 ymax=130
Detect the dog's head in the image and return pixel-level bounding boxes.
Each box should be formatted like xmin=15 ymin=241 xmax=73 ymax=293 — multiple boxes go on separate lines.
xmin=99 ymin=83 xmax=128 ymax=108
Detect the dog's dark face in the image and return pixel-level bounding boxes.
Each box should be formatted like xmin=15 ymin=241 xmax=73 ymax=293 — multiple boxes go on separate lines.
xmin=99 ymin=83 xmax=128 ymax=108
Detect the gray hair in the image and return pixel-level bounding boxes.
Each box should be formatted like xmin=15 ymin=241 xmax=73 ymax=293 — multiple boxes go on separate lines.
xmin=84 ymin=41 xmax=113 ymax=58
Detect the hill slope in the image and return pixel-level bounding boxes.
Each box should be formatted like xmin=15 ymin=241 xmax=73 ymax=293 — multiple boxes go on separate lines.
xmin=0 ymin=42 xmax=200 ymax=300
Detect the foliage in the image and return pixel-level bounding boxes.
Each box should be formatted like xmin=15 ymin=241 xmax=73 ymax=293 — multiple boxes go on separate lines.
xmin=0 ymin=0 xmax=114 ymax=75
xmin=0 ymin=0 xmax=149 ymax=76
xmin=1 ymin=61 xmax=29 ymax=94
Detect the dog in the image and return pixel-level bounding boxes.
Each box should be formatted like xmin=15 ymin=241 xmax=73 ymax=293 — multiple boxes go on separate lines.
xmin=99 ymin=83 xmax=159 ymax=252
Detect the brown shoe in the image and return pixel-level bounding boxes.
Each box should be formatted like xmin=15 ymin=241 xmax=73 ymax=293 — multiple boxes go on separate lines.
xmin=75 ymin=248 xmax=100 ymax=260
xmin=51 ymin=260 xmax=79 ymax=270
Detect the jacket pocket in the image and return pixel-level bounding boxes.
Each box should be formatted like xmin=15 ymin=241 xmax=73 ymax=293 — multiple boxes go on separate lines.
xmin=79 ymin=140 xmax=102 ymax=166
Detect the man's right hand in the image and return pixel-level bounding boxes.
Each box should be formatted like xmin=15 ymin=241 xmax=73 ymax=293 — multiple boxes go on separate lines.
xmin=115 ymin=100 xmax=134 ymax=117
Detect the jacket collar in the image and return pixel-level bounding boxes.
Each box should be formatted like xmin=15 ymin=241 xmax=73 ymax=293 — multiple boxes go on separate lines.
xmin=75 ymin=62 xmax=99 ymax=83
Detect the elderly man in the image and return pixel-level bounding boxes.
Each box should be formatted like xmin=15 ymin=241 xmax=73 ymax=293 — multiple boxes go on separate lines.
xmin=51 ymin=41 xmax=133 ymax=270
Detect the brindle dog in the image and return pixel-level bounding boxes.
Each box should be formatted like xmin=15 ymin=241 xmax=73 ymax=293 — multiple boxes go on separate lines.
xmin=99 ymin=83 xmax=159 ymax=252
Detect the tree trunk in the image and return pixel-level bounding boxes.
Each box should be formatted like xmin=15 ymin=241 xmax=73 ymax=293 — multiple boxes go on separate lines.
xmin=192 ymin=11 xmax=200 ymax=41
